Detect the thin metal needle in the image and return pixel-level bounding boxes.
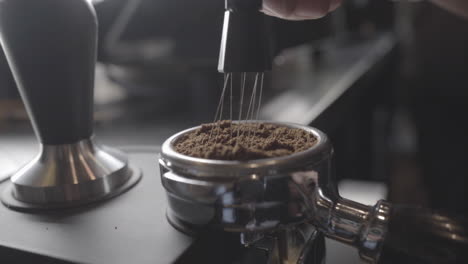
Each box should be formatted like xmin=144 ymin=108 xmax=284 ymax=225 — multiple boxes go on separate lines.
xmin=209 ymin=73 xmax=230 ymax=141
xmin=213 ymin=74 xmax=230 ymax=123
xmin=230 ymin=73 xmax=233 ymax=122
xmin=256 ymin=73 xmax=264 ymax=121
xmin=248 ymin=73 xmax=259 ymax=139
xmin=230 ymin=72 xmax=233 ymax=138
xmin=254 ymin=73 xmax=265 ymax=139
xmin=245 ymin=73 xmax=258 ymax=123
xmin=250 ymin=74 xmax=258 ymax=121
xmin=237 ymin=73 xmax=247 ymax=139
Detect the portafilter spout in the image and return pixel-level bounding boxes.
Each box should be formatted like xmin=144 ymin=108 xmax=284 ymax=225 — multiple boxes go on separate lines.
xmin=0 ymin=0 xmax=141 ymax=210
xmin=218 ymin=0 xmax=272 ymax=73
xmin=159 ymin=122 xmax=468 ymax=263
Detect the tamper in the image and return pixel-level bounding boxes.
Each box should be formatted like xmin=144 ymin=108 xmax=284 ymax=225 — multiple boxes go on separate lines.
xmin=0 ymin=0 xmax=141 ymax=210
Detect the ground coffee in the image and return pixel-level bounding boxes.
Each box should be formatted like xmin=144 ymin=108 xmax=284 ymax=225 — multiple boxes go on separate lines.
xmin=174 ymin=120 xmax=317 ymax=160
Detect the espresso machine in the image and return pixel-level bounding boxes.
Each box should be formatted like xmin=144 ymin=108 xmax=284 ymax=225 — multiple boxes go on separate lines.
xmin=0 ymin=0 xmax=467 ymax=264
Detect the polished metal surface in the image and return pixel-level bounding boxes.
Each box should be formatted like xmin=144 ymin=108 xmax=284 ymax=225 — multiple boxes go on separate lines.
xmin=359 ymin=200 xmax=391 ymax=262
xmin=159 ymin=121 xmax=391 ymax=263
xmin=7 ymin=138 xmax=136 ymax=206
xmin=160 ymin=122 xmax=331 ymax=179
xmin=245 ymin=225 xmax=325 ymax=264
xmin=0 ymin=151 xmax=17 ymax=183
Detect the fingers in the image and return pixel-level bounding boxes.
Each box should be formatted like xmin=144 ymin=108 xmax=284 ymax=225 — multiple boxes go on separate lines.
xmin=262 ymin=0 xmax=339 ymax=20
xmin=294 ymin=0 xmax=330 ymax=19
xmin=329 ymin=0 xmax=342 ymax=11
xmin=262 ymin=0 xmax=300 ymax=20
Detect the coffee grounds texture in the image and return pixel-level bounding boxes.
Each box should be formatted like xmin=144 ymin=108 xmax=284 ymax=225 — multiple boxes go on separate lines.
xmin=174 ymin=120 xmax=317 ymax=160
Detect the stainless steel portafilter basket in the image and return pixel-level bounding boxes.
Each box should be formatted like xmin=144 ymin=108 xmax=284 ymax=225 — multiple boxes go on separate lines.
xmin=160 ymin=122 xmax=468 ymax=264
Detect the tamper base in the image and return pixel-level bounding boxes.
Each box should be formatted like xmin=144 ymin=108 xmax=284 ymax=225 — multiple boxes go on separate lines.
xmin=2 ymin=138 xmax=141 ymax=209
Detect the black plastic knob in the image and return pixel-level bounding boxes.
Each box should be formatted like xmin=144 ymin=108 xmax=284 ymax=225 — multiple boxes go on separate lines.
xmin=0 ymin=0 xmax=97 ymax=145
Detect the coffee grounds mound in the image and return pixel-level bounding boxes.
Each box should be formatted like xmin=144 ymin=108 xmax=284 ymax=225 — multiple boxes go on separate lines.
xmin=174 ymin=120 xmax=317 ymax=160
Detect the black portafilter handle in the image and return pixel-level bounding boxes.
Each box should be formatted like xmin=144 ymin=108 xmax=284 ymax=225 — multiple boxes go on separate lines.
xmin=379 ymin=205 xmax=468 ymax=263
xmin=218 ymin=0 xmax=272 ymax=73
xmin=0 ymin=0 xmax=96 ymax=145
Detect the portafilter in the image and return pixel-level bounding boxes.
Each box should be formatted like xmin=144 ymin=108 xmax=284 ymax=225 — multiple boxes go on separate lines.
xmin=160 ymin=122 xmax=468 ymax=264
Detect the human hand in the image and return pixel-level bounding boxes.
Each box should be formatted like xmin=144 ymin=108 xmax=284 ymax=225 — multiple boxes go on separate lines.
xmin=262 ymin=0 xmax=342 ymax=20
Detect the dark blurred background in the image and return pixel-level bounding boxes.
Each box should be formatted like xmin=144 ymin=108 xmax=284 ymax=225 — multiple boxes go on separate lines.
xmin=1 ymin=0 xmax=468 ymax=215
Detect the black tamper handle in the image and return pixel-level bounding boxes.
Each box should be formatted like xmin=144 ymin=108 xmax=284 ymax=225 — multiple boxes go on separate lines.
xmin=0 ymin=0 xmax=97 ymax=145
xmin=379 ymin=205 xmax=468 ymax=264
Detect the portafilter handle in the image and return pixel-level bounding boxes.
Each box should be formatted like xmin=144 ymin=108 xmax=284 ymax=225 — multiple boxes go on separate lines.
xmin=0 ymin=0 xmax=96 ymax=145
xmin=377 ymin=204 xmax=468 ymax=263
xmin=327 ymin=198 xmax=468 ymax=263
